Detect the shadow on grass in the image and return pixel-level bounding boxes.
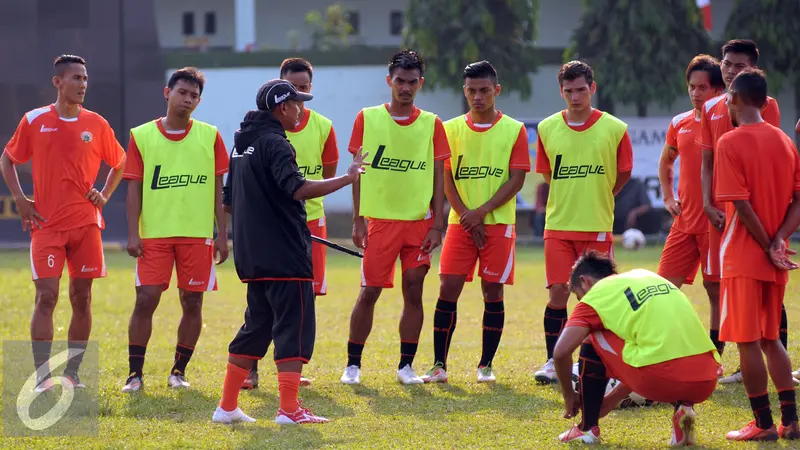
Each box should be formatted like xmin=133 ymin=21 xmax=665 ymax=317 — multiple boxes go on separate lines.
xmin=120 ymin=387 xmax=219 ymax=420
xmin=239 ymin=425 xmax=355 ymax=450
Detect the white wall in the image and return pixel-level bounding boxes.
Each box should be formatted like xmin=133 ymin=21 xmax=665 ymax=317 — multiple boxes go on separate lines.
xmin=155 ymin=0 xmax=235 ymax=49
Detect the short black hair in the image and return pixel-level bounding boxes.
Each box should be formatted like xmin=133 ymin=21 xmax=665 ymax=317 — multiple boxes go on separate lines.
xmin=722 ymin=39 xmax=759 ymax=66
xmin=53 ymin=54 xmax=86 ymax=77
xmin=168 ymin=67 xmax=205 ymax=95
xmin=569 ymin=251 xmax=618 ymax=292
xmin=558 ymin=60 xmax=594 ymax=86
xmin=463 ymin=60 xmax=498 ymax=84
xmin=686 ymin=54 xmax=725 ymax=89
xmin=388 ymin=49 xmax=425 ymax=77
xmin=731 ymin=68 xmax=768 ymax=109
xmin=280 ymin=58 xmax=313 ymax=81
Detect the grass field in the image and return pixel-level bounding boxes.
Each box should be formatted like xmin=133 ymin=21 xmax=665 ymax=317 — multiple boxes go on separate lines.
xmin=1 ymin=245 xmax=800 ymax=449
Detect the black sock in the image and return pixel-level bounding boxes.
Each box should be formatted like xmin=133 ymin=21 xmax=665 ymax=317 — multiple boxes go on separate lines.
xmin=749 ymin=393 xmax=774 ymax=430
xmin=251 ymin=359 xmax=258 ymax=374
xmin=544 ymin=306 xmax=568 ymax=360
xmin=399 ymin=342 xmax=418 ymax=370
xmin=64 ymin=341 xmax=87 ymax=375
xmin=347 ymin=340 xmax=364 ymax=368
xmin=781 ymin=305 xmax=789 ymax=349
xmin=32 ymin=340 xmax=52 ymax=380
xmin=433 ymin=298 xmax=458 ymax=371
xmin=128 ymin=344 xmax=147 ymax=378
xmin=578 ymin=342 xmax=607 ymax=432
xmin=171 ymin=344 xmax=194 ymax=375
xmin=779 ymin=389 xmax=798 ymax=426
xmin=709 ymin=329 xmax=724 ymax=356
xmin=479 ymin=299 xmax=504 ymax=368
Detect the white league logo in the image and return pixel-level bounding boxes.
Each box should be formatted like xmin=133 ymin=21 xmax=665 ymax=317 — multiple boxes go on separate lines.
xmin=15 ymin=348 xmax=84 ymax=430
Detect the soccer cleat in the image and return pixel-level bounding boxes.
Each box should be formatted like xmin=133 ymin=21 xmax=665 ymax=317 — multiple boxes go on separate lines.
xmin=670 ymin=404 xmax=697 ymax=446
xmin=212 ymin=406 xmax=256 ymax=424
xmin=275 ymin=404 xmax=329 ymax=424
xmin=167 ymin=373 xmax=190 ymax=389
xmin=241 ymin=371 xmax=258 ymax=390
xmin=778 ymin=421 xmax=800 ymax=440
xmin=122 ymin=375 xmax=143 ymax=393
xmin=534 ymin=359 xmax=558 ymax=384
xmin=62 ymin=371 xmax=86 ymax=389
xmin=558 ymin=425 xmax=600 ymax=444
xmin=726 ymin=420 xmax=778 ymax=441
xmin=300 ymin=377 xmax=312 ymax=387
xmin=421 ymin=362 xmax=448 ymax=383
xmin=396 ymin=364 xmax=424 ymax=385
xmin=34 ymin=375 xmax=55 ymax=393
xmin=719 ymin=367 xmax=743 ymax=384
xmin=340 ymin=365 xmax=361 ymax=385
xmin=477 ymin=366 xmax=496 ymax=383
xmin=792 ymin=368 xmax=800 ymax=379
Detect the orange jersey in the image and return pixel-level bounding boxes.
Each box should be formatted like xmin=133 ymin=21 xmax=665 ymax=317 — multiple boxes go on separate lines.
xmin=442 ymin=111 xmax=531 ymax=172
xmin=715 ymin=122 xmax=800 ymax=283
xmin=698 ymin=94 xmax=781 ymax=152
xmin=666 ymin=111 xmax=706 ymax=234
xmin=3 ymin=105 xmax=125 ymax=232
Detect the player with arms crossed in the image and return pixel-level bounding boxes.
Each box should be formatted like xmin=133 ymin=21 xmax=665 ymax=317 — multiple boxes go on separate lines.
xmin=241 ymin=58 xmax=339 ymax=390
xmin=121 ymin=67 xmax=230 ymax=392
xmin=714 ymin=70 xmax=800 ymax=441
xmin=553 ymin=252 xmax=720 ymax=445
xmin=533 ymin=61 xmax=633 ymax=383
xmin=657 ymin=55 xmax=725 ymax=355
xmin=421 ymin=61 xmax=529 ymax=383
xmin=699 ymin=40 xmax=785 ymax=384
xmin=0 ymin=55 xmax=126 ymax=391
xmin=341 ymin=49 xmax=450 ymax=385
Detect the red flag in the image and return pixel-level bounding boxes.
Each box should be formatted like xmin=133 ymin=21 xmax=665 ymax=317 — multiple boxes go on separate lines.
xmin=697 ymin=0 xmax=712 ymax=31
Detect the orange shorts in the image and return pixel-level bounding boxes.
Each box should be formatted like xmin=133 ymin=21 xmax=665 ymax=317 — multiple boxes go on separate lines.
xmin=544 ymin=238 xmax=613 ymax=288
xmin=361 ymin=217 xmax=434 ymax=288
xmin=30 ymin=224 xmax=106 ymax=280
xmin=706 ymin=225 xmax=722 ymax=278
xmin=307 ymin=217 xmax=327 ymax=295
xmin=135 ymin=238 xmax=217 ymax=292
xmin=657 ymin=229 xmax=718 ymax=284
xmin=589 ymin=330 xmax=718 ymax=404
xmin=720 ymin=277 xmax=785 ymax=343
xmin=439 ymin=224 xmax=516 ymax=285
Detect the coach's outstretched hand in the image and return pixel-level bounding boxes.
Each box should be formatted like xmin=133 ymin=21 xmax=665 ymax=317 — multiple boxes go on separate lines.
xmin=346 ymin=148 xmax=369 ymax=182
xmin=769 ymin=238 xmax=798 ymax=271
xmin=127 ymin=234 xmax=143 ymax=258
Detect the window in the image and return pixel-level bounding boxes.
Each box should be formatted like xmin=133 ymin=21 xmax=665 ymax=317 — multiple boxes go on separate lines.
xmin=346 ymin=11 xmax=360 ymax=35
xmin=390 ymin=11 xmax=403 ymax=36
xmin=204 ymin=11 xmax=216 ymax=35
xmin=182 ymin=12 xmax=195 ymax=35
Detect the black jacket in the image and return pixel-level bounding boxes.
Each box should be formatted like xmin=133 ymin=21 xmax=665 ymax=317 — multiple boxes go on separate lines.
xmin=223 ymin=110 xmax=312 ymax=281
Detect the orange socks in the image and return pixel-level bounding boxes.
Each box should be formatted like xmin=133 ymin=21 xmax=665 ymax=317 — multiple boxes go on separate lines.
xmin=220 ymin=362 xmax=250 ymax=411
xmin=278 ymin=372 xmax=301 ymax=412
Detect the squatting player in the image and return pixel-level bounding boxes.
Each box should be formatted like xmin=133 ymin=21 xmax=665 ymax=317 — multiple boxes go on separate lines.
xmin=553 ymin=253 xmax=720 ymax=445
xmin=699 ymin=39 xmax=784 ymax=384
xmin=533 ymin=61 xmax=633 ymax=383
xmin=122 ymin=67 xmax=230 ymax=392
xmin=657 ymin=55 xmax=725 ymax=355
xmin=421 ymin=61 xmax=529 ymax=383
xmin=242 ymin=57 xmax=339 ymax=390
xmin=715 ymin=70 xmax=800 ymax=441
xmin=0 ymin=55 xmax=126 ymax=391
xmin=341 ymin=49 xmax=450 ymax=385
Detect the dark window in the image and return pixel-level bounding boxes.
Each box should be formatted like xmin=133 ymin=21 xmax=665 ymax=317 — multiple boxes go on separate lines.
xmin=182 ymin=12 xmax=195 ymax=35
xmin=390 ymin=11 xmax=403 ymax=36
xmin=204 ymin=12 xmax=216 ymax=35
xmin=346 ymin=11 xmax=360 ymax=35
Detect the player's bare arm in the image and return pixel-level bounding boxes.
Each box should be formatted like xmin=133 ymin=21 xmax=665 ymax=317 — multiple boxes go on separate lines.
xmin=552 ymin=325 xmax=590 ymax=418
xmin=612 ymin=171 xmax=631 ymax=196
xmin=732 ymin=199 xmax=771 ymax=251
xmin=87 ymin=156 xmax=126 ymax=207
xmin=351 ymin=153 xmax=367 ymax=249
xmin=322 ymin=163 xmax=337 ymax=179
xmin=770 ymin=190 xmax=800 ymax=270
xmin=421 ymin=159 xmax=445 ymax=254
xmin=658 ymin=143 xmax=681 ymax=217
xmin=214 ymin=175 xmax=229 ymax=265
xmin=125 ymin=179 xmax=143 ymax=258
xmin=0 ymin=151 xmax=46 ymax=230
xmin=444 ymin=166 xmax=485 ymax=249
xmin=294 ymin=148 xmax=367 ymax=201
xmin=702 ymin=149 xmax=725 ymax=230
xmin=473 ymin=169 xmax=526 ymax=219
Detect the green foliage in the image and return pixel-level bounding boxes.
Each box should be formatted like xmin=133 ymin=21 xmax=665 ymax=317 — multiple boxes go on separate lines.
xmin=565 ymin=0 xmax=712 ymax=116
xmin=404 ymin=0 xmax=539 ymax=106
xmin=305 ymin=2 xmax=354 ymax=51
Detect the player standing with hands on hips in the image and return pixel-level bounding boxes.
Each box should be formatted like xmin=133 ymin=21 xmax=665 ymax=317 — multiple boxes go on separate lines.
xmin=213 ymin=79 xmax=367 ymax=425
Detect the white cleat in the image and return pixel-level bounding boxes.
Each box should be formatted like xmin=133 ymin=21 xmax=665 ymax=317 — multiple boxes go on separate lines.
xmin=34 ymin=377 xmax=55 ymax=393
xmin=167 ymin=373 xmax=191 ymax=389
xmin=340 ymin=365 xmax=361 ymax=385
xmin=718 ymin=368 xmax=743 ymax=384
xmin=397 ymin=364 xmax=424 ymax=385
xmin=534 ymin=358 xmax=558 ymax=384
xmin=121 ymin=375 xmax=143 ymax=393
xmin=421 ymin=363 xmax=448 ymax=383
xmin=212 ymin=406 xmax=256 ymax=424
xmin=477 ymin=366 xmax=496 ymax=383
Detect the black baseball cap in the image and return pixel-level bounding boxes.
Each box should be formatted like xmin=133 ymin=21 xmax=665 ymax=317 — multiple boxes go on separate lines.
xmin=256 ymin=79 xmax=313 ymax=111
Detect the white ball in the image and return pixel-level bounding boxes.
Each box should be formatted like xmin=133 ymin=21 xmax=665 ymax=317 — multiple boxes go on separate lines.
xmin=622 ymin=228 xmax=646 ymax=250
xmin=571 ymin=362 xmax=619 ymax=395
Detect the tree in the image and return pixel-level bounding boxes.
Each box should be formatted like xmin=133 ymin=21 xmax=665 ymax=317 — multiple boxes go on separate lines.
xmin=305 ymin=2 xmax=354 ymax=51
xmin=565 ymin=0 xmax=712 ymax=116
xmin=404 ymin=0 xmax=540 ymax=113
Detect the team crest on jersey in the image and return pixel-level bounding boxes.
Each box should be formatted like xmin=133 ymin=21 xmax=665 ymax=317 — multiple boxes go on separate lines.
xmin=81 ymin=131 xmax=93 ymax=143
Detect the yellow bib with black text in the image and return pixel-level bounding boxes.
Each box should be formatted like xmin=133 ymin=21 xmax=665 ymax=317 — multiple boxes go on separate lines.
xmin=287 ymin=109 xmax=333 ymax=221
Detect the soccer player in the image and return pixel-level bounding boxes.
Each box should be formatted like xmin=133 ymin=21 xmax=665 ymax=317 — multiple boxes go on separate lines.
xmin=657 ymin=55 xmax=725 ymax=354
xmin=0 ymin=55 xmax=126 ymax=391
xmin=553 ymin=252 xmax=720 ymax=445
xmin=340 ymin=49 xmax=450 ymax=385
xmin=699 ymin=39 xmax=784 ymax=384
xmin=420 ymin=60 xmax=529 ymax=383
xmin=715 ymin=69 xmax=800 ymax=441
xmin=121 ymin=67 xmax=230 ymax=392
xmin=213 ymin=79 xmax=366 ymax=425
xmin=533 ymin=61 xmax=633 ymax=383
xmin=242 ymin=58 xmax=338 ymax=390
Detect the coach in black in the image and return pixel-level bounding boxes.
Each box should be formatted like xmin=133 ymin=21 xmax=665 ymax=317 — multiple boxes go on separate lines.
xmin=213 ymin=79 xmax=366 ymax=425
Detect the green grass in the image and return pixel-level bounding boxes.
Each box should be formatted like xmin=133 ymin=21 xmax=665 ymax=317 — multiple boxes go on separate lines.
xmin=0 ymin=246 xmax=799 ymax=448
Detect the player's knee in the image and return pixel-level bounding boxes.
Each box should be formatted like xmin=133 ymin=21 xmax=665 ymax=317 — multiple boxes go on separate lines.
xmin=548 ymin=284 xmax=570 ymax=307
xmin=357 ymin=287 xmax=382 ymax=306
xmin=34 ymin=287 xmax=59 ymax=314
xmin=480 ymin=281 xmax=504 ymax=302
xmin=133 ymin=290 xmax=160 ymax=316
xmin=439 ymin=276 xmax=465 ymax=302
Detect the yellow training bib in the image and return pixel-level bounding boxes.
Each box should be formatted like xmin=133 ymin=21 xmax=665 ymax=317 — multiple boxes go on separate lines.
xmin=287 ymin=109 xmax=333 ymax=221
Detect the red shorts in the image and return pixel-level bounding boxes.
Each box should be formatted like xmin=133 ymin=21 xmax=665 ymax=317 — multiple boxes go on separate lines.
xmin=135 ymin=238 xmax=217 ymax=292
xmin=589 ymin=330 xmax=718 ymax=404
xmin=544 ymin=238 xmax=613 ymax=288
xmin=439 ymin=224 xmax=516 ymax=284
xmin=657 ymin=229 xmax=718 ymax=284
xmin=30 ymin=224 xmax=106 ymax=280
xmin=706 ymin=225 xmax=721 ymax=278
xmin=720 ymin=277 xmax=785 ymax=343
xmin=307 ymin=217 xmax=327 ymax=295
xmin=361 ymin=217 xmax=434 ymax=288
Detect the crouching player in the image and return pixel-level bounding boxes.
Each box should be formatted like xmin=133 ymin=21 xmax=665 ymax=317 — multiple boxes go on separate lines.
xmin=553 ymin=252 xmax=720 ymax=445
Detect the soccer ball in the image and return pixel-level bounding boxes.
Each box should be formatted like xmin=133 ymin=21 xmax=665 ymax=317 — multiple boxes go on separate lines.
xmin=622 ymin=228 xmax=646 ymax=250
xmin=618 ymin=391 xmax=657 ymax=408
